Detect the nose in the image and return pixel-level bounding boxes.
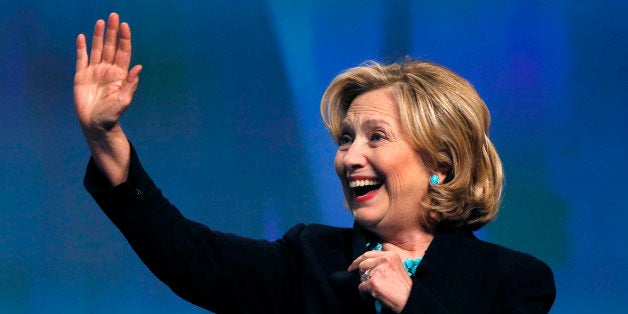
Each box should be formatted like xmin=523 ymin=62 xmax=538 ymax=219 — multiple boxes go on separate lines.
xmin=342 ymin=141 xmax=367 ymax=170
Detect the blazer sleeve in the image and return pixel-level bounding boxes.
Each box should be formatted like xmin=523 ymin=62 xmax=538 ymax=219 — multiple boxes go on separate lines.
xmin=84 ymin=145 xmax=299 ymax=313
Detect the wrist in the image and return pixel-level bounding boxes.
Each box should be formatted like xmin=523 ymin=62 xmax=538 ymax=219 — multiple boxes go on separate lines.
xmin=82 ymin=124 xmax=131 ymax=186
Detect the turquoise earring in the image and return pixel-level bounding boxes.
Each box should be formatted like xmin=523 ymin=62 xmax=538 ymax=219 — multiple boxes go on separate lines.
xmin=429 ymin=174 xmax=439 ymax=185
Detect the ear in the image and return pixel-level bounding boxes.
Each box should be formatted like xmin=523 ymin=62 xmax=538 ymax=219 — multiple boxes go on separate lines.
xmin=429 ymin=210 xmax=442 ymax=222
xmin=436 ymin=166 xmax=451 ymax=183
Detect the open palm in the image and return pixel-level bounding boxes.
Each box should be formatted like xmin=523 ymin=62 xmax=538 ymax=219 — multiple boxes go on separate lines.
xmin=74 ymin=13 xmax=141 ymax=133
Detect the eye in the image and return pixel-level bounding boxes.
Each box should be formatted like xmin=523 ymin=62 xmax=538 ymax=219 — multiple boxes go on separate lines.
xmin=338 ymin=134 xmax=353 ymax=147
xmin=370 ymin=131 xmax=386 ymax=142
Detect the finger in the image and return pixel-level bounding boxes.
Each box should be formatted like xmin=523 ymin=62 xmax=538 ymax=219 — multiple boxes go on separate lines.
xmin=358 ymin=276 xmax=386 ymax=301
xmin=124 ymin=65 xmax=142 ymax=87
xmin=348 ymin=255 xmax=366 ymax=271
xmin=348 ymin=251 xmax=385 ymax=271
xmin=76 ymin=34 xmax=88 ymax=72
xmin=120 ymin=64 xmax=142 ymax=104
xmin=358 ymin=258 xmax=383 ymax=275
xmin=102 ymin=12 xmax=120 ymax=64
xmin=357 ymin=281 xmax=374 ymax=299
xmin=89 ymin=19 xmax=105 ymax=65
xmin=114 ymin=22 xmax=132 ymax=70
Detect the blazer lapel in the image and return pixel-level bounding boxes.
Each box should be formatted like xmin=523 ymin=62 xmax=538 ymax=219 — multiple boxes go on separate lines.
xmin=328 ymin=223 xmax=376 ymax=313
xmin=414 ymin=229 xmax=482 ymax=311
xmin=416 ymin=229 xmax=469 ymax=278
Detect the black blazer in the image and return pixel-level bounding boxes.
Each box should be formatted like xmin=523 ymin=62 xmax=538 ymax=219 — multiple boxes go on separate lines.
xmin=85 ymin=147 xmax=556 ymax=313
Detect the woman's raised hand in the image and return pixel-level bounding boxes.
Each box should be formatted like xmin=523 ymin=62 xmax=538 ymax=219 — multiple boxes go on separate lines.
xmin=74 ymin=12 xmax=141 ymax=134
xmin=74 ymin=13 xmax=141 ymax=186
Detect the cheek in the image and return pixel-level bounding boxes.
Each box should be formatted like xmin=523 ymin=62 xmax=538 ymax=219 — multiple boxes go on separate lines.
xmin=334 ymin=151 xmax=344 ymax=177
xmin=334 ymin=152 xmax=352 ymax=202
xmin=386 ymin=169 xmax=411 ymax=197
xmin=386 ymin=158 xmax=428 ymax=197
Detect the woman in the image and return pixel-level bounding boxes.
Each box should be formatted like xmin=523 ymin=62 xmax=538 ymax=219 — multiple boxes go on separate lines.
xmin=75 ymin=13 xmax=555 ymax=313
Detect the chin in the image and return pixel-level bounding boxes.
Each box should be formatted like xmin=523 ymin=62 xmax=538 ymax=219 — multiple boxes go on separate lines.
xmin=351 ymin=209 xmax=382 ymax=228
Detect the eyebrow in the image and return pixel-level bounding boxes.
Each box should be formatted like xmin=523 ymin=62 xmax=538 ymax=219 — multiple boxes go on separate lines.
xmin=340 ymin=118 xmax=393 ymax=130
xmin=363 ymin=119 xmax=392 ymax=128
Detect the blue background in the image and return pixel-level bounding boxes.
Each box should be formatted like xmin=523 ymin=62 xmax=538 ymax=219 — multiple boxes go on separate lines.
xmin=1 ymin=1 xmax=626 ymax=313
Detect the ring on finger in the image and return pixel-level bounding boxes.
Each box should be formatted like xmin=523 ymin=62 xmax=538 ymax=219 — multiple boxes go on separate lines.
xmin=360 ymin=269 xmax=371 ymax=282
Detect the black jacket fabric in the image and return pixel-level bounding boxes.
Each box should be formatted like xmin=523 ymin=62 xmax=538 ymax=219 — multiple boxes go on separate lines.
xmin=85 ymin=147 xmax=556 ymax=313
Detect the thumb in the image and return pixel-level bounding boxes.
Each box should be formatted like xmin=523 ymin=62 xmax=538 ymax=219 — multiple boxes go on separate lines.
xmin=121 ymin=64 xmax=142 ymax=101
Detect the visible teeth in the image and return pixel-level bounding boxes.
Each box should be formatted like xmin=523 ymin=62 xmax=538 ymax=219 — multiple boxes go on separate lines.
xmin=349 ymin=179 xmax=382 ymax=188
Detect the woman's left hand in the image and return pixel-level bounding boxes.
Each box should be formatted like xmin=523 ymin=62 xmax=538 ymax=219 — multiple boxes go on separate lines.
xmin=348 ymin=250 xmax=412 ymax=313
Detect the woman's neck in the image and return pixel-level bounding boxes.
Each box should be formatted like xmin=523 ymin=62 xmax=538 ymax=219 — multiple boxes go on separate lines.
xmin=379 ymin=229 xmax=434 ymax=260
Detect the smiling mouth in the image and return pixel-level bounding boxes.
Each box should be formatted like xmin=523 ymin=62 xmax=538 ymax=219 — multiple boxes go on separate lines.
xmin=349 ymin=179 xmax=383 ymax=197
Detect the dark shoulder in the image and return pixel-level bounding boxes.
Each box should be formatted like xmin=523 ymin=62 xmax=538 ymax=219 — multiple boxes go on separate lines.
xmin=463 ymin=233 xmax=556 ymax=301
xmin=470 ymin=235 xmax=552 ymax=275
xmin=470 ymin=235 xmax=557 ymax=310
xmin=427 ymin=230 xmax=554 ymax=285
xmin=424 ymin=230 xmax=556 ymax=311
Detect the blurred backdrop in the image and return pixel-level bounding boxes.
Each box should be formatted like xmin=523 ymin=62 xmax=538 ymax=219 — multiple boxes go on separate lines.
xmin=1 ymin=0 xmax=626 ymax=313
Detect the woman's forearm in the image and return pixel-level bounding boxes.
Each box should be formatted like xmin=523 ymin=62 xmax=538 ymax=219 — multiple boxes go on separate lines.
xmin=83 ymin=123 xmax=130 ymax=186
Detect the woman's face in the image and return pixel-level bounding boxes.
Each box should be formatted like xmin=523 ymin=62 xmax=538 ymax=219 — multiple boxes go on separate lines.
xmin=334 ymin=88 xmax=432 ymax=235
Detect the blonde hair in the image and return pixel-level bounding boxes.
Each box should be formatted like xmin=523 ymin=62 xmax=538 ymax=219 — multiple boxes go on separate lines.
xmin=321 ymin=60 xmax=503 ymax=231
